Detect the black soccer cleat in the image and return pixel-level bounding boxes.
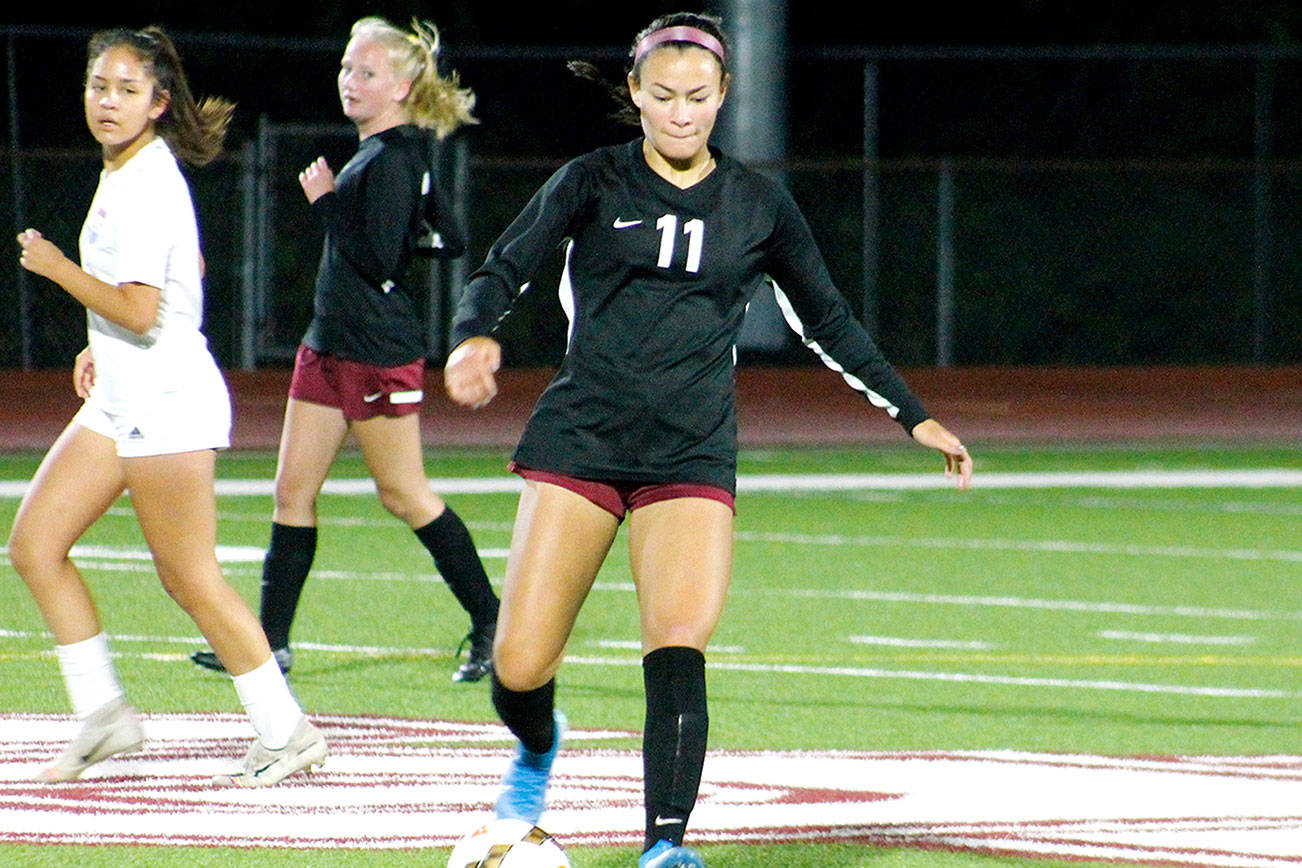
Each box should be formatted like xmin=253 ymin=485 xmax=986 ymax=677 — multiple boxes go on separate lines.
xmin=451 ymin=622 xmax=494 ymax=683
xmin=192 ymin=646 xmax=293 ymax=674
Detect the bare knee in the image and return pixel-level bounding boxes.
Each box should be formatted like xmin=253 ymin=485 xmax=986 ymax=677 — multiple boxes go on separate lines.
xmin=5 ymin=531 xmax=35 ymax=578
xmin=374 ymin=483 xmax=412 ymax=523
xmin=645 ymin=625 xmax=710 ymax=652
xmin=272 ymin=480 xmax=318 ymax=525
xmin=375 ymin=483 xmax=441 ymax=527
xmin=492 ymin=641 xmax=555 ymax=692
xmin=6 ymin=526 xmax=60 ymax=581
xmin=153 ymin=554 xmax=221 ymax=614
xmin=154 ymin=563 xmax=196 ymax=611
xmin=640 ymin=607 xmax=716 ymax=652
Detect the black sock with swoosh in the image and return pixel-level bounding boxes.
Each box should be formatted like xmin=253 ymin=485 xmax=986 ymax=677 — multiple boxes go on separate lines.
xmin=642 ymin=646 xmax=708 ymax=850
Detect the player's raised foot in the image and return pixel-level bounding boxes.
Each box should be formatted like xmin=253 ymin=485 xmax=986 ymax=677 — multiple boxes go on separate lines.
xmin=191 ymin=646 xmax=293 ymax=675
xmin=40 ymin=696 xmax=145 ymax=782
xmin=639 ymin=840 xmax=705 ymax=868
xmin=452 ymin=622 xmax=495 ymax=683
xmin=495 ymin=709 xmax=566 ymax=823
xmin=213 ymin=716 xmax=326 ymax=787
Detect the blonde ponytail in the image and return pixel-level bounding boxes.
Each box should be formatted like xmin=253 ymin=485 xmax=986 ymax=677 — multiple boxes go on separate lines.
xmin=350 ymin=16 xmax=477 ymax=139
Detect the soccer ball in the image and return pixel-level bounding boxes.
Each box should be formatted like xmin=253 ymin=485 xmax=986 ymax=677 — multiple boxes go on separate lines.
xmin=447 ymin=818 xmax=572 ymax=868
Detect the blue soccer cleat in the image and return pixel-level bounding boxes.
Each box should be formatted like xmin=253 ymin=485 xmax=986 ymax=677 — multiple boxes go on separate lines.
xmin=639 ymin=839 xmax=705 ymax=868
xmin=495 ymin=709 xmax=566 ymax=823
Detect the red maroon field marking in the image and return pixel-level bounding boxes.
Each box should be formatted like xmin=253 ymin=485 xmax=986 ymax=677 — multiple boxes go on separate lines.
xmin=0 ymin=713 xmax=1297 ymax=866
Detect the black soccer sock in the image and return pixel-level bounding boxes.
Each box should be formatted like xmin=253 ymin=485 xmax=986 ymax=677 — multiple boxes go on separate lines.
xmin=642 ymin=646 xmax=709 ymax=850
xmin=491 ymin=673 xmax=556 ymax=755
xmin=414 ymin=507 xmax=500 ymax=631
xmin=258 ymin=523 xmax=318 ymax=650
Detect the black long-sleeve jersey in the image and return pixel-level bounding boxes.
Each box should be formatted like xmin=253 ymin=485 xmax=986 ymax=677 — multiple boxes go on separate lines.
xmin=303 ymin=124 xmax=463 ymax=366
xmin=451 ymin=139 xmax=930 ymax=494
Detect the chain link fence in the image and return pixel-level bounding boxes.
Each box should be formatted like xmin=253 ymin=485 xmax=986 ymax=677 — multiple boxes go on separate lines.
xmin=3 ymin=28 xmax=1300 ymax=370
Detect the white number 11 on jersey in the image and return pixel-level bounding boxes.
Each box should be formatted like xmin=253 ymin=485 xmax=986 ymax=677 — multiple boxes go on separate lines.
xmin=655 ymin=214 xmax=704 ymax=273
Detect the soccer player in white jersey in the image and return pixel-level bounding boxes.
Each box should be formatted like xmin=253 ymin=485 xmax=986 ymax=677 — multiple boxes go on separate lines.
xmin=11 ymin=25 xmax=324 ymax=786
xmin=444 ymin=11 xmax=973 ymax=868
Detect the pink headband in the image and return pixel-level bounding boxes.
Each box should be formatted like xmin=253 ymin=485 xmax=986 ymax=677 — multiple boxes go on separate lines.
xmin=633 ymin=25 xmax=727 ymax=66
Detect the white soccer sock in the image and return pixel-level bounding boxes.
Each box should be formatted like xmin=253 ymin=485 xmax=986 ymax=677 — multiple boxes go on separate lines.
xmin=55 ymin=633 xmax=125 ymax=720
xmin=232 ymin=656 xmax=304 ymax=749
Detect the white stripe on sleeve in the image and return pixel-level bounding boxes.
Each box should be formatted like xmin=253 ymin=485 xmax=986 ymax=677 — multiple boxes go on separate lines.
xmin=770 ymin=280 xmax=902 ymax=419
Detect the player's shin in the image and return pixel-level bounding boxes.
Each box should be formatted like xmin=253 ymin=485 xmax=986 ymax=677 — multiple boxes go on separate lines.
xmin=642 ymin=646 xmax=709 ymax=850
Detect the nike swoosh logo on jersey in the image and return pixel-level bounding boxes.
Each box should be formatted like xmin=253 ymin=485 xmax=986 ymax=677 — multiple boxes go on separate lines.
xmin=363 ymin=392 xmax=383 ymax=403
xmin=612 ymin=218 xmax=642 ymax=229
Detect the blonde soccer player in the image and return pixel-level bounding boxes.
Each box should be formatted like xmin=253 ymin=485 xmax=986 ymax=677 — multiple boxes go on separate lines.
xmin=189 ymin=16 xmax=500 ymax=685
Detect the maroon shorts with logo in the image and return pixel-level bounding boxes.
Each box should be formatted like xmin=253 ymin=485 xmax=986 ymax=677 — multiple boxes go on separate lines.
xmin=510 ymin=462 xmax=736 ymax=521
xmin=289 ymin=345 xmax=424 ymax=421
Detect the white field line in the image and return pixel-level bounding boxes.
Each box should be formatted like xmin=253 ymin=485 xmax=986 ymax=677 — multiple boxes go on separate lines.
xmin=1097 ymin=630 xmax=1258 ymax=646
xmin=762 ymin=586 xmax=1302 ymax=622
xmin=0 ymin=549 xmax=1293 ymax=624
xmin=68 ymin=544 xmax=269 ymax=562
xmin=693 ymin=659 xmax=1300 ymax=699
xmin=736 ymin=528 xmax=1302 ymax=564
xmin=0 ymin=553 xmax=1296 ymax=623
xmin=0 ymin=547 xmax=511 ymax=573
xmin=0 ymin=628 xmax=1293 ymax=701
xmin=594 ymin=639 xmax=748 ymax=653
xmin=975 ymin=492 xmax=1302 ymax=516
xmin=2 ymin=469 xmax=1295 ymax=701
xmin=58 ymin=529 xmax=1302 ymax=570
xmin=850 ymin=635 xmax=996 ymax=650
xmin=0 ymin=628 xmax=458 ymax=660
xmin=2 ymin=468 xmax=1302 ymax=500
xmin=738 ymin=469 xmax=1302 ymax=490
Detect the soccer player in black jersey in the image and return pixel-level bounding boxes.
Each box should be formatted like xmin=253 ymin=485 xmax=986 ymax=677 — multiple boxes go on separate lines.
xmin=191 ymin=16 xmax=500 ymax=684
xmin=445 ymin=12 xmax=973 ymax=868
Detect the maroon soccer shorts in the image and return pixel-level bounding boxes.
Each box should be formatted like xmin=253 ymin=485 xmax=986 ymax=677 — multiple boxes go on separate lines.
xmin=289 ymin=345 xmax=424 ymax=421
xmin=510 ymin=462 xmax=736 ymax=521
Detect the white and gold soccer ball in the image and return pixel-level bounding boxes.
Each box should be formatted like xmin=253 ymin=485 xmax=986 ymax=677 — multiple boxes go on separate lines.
xmin=447 ymin=818 xmax=572 ymax=868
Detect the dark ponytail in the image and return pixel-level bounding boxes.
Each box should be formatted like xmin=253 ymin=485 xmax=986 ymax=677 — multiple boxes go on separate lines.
xmin=86 ymin=26 xmax=234 ymax=167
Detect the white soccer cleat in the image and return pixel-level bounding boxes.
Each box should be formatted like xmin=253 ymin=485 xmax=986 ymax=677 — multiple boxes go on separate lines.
xmin=40 ymin=696 xmax=145 ymax=782
xmin=213 ymin=717 xmax=326 ymax=787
